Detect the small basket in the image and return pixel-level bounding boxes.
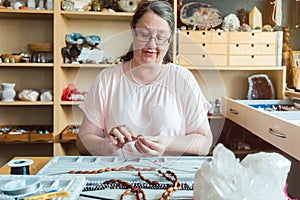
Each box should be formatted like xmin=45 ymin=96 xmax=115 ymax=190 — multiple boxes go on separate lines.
xmin=28 ymin=43 xmax=53 ymax=52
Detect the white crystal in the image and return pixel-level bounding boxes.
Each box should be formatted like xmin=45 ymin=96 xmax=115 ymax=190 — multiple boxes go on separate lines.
xmin=194 ymin=143 xmax=291 ymax=200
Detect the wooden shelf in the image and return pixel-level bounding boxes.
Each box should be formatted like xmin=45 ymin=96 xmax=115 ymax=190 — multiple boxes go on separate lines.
xmin=60 ymin=101 xmax=81 ymax=105
xmin=0 ymin=140 xmax=53 ymax=144
xmin=0 ymin=9 xmax=53 ymax=18
xmin=0 ymin=63 xmax=53 ymax=68
xmin=285 ymin=90 xmax=300 ymax=98
xmin=208 ymin=115 xmax=224 ymax=120
xmin=60 ymin=11 xmax=134 ymax=20
xmin=185 ymin=66 xmax=284 ymax=71
xmin=60 ymin=63 xmax=114 ymax=68
xmin=0 ymin=101 xmax=53 ymax=106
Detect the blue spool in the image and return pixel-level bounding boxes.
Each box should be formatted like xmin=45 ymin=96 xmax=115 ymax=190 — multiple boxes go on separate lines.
xmin=7 ymin=159 xmax=33 ymax=175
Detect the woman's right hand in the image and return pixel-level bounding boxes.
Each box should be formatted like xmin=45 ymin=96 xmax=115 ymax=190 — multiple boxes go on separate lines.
xmin=107 ymin=125 xmax=136 ymax=148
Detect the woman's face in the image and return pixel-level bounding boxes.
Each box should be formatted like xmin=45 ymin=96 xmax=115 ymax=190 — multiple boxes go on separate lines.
xmin=132 ymin=11 xmax=171 ymax=65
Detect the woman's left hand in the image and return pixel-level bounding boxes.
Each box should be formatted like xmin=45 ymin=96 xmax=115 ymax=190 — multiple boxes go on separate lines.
xmin=133 ymin=136 xmax=167 ymax=156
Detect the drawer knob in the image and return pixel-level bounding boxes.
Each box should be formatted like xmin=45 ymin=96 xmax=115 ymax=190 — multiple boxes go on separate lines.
xmin=229 ymin=108 xmax=239 ymax=115
xmin=268 ymin=128 xmax=286 ymax=138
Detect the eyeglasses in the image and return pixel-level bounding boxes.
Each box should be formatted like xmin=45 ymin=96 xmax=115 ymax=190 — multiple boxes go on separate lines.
xmin=134 ymin=30 xmax=171 ymax=45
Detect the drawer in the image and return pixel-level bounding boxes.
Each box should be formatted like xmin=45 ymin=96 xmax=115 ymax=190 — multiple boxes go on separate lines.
xmin=211 ymin=31 xmax=228 ymax=43
xmin=253 ymin=112 xmax=300 ymax=161
xmin=229 ymin=44 xmax=276 ymax=55
xmin=229 ymin=55 xmax=277 ymax=66
xmin=180 ymin=43 xmax=227 ymax=54
xmin=221 ymin=97 xmax=247 ymax=127
xmin=179 ymin=54 xmax=227 ymax=67
xmin=179 ymin=30 xmax=212 ymax=43
xmin=229 ymin=32 xmax=277 ymax=44
xmin=223 ymin=98 xmax=300 ymax=161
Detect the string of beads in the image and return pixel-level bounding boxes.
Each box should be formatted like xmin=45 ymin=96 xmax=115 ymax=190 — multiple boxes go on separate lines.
xmin=68 ymin=164 xmax=156 ymax=174
xmin=69 ymin=165 xmax=182 ymax=200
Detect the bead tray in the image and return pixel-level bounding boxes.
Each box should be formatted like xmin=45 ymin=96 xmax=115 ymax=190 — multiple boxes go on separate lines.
xmin=37 ymin=156 xmax=211 ymax=199
xmin=0 ymin=175 xmax=86 ymax=200
xmin=38 ymin=156 xmax=211 ymax=176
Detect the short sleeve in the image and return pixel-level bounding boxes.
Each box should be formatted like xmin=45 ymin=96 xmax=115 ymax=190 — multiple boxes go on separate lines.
xmin=79 ymin=71 xmax=106 ymax=129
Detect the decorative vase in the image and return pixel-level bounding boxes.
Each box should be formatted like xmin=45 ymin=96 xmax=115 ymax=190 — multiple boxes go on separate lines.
xmin=1 ymin=83 xmax=16 ymax=102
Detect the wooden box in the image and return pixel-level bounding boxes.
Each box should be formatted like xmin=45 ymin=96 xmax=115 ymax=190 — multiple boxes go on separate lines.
xmin=0 ymin=126 xmax=14 ymax=142
xmin=60 ymin=125 xmax=80 ymax=141
xmin=30 ymin=125 xmax=53 ymax=142
xmin=5 ymin=126 xmax=32 ymax=142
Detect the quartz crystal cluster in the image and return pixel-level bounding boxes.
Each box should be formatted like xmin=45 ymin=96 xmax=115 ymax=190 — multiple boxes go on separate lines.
xmin=194 ymin=143 xmax=291 ymax=200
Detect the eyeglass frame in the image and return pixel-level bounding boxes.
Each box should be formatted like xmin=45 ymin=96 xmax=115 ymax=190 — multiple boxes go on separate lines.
xmin=133 ymin=29 xmax=172 ymax=45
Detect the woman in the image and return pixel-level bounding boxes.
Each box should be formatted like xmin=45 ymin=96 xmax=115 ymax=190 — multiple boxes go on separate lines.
xmin=76 ymin=1 xmax=212 ymax=157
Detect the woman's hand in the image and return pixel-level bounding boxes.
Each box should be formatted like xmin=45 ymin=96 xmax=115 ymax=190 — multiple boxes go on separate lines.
xmin=107 ymin=125 xmax=136 ymax=148
xmin=134 ymin=136 xmax=167 ymax=156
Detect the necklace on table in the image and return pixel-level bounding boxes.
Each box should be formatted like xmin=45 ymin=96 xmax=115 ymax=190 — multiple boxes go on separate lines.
xmin=129 ymin=59 xmax=163 ymax=85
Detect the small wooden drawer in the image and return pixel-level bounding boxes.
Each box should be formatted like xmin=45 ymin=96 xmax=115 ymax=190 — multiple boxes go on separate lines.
xmin=229 ymin=44 xmax=276 ymax=55
xmin=179 ymin=30 xmax=212 ymax=43
xmin=211 ymin=31 xmax=228 ymax=43
xmin=5 ymin=126 xmax=32 ymax=142
xmin=60 ymin=125 xmax=80 ymax=141
xmin=180 ymin=43 xmax=227 ymax=54
xmin=229 ymin=32 xmax=277 ymax=44
xmin=30 ymin=125 xmax=53 ymax=142
xmin=229 ymin=55 xmax=277 ymax=66
xmin=179 ymin=54 xmax=227 ymax=67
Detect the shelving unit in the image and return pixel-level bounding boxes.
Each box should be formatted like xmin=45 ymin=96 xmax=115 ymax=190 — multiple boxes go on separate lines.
xmin=52 ymin=0 xmax=136 ymax=155
xmin=0 ymin=0 xmax=293 ymax=162
xmin=0 ymin=8 xmax=54 ymax=163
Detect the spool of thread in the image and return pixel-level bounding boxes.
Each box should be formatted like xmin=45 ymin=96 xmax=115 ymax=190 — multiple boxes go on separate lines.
xmin=1 ymin=178 xmax=41 ymax=197
xmin=7 ymin=159 xmax=33 ymax=175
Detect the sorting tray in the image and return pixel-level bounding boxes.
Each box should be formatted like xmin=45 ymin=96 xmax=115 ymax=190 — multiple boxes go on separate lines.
xmin=37 ymin=156 xmax=211 ymax=200
xmin=0 ymin=175 xmax=86 ymax=200
xmin=38 ymin=156 xmax=211 ymax=176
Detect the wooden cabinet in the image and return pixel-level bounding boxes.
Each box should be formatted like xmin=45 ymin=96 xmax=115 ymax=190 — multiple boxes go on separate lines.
xmin=178 ymin=30 xmax=285 ymax=102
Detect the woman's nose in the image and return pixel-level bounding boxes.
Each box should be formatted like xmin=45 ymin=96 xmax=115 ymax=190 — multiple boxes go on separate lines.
xmin=146 ymin=37 xmax=158 ymax=47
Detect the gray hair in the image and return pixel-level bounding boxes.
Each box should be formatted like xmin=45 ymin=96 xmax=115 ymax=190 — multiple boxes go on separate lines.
xmin=121 ymin=1 xmax=174 ymax=62
xmin=131 ymin=1 xmax=174 ymax=35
